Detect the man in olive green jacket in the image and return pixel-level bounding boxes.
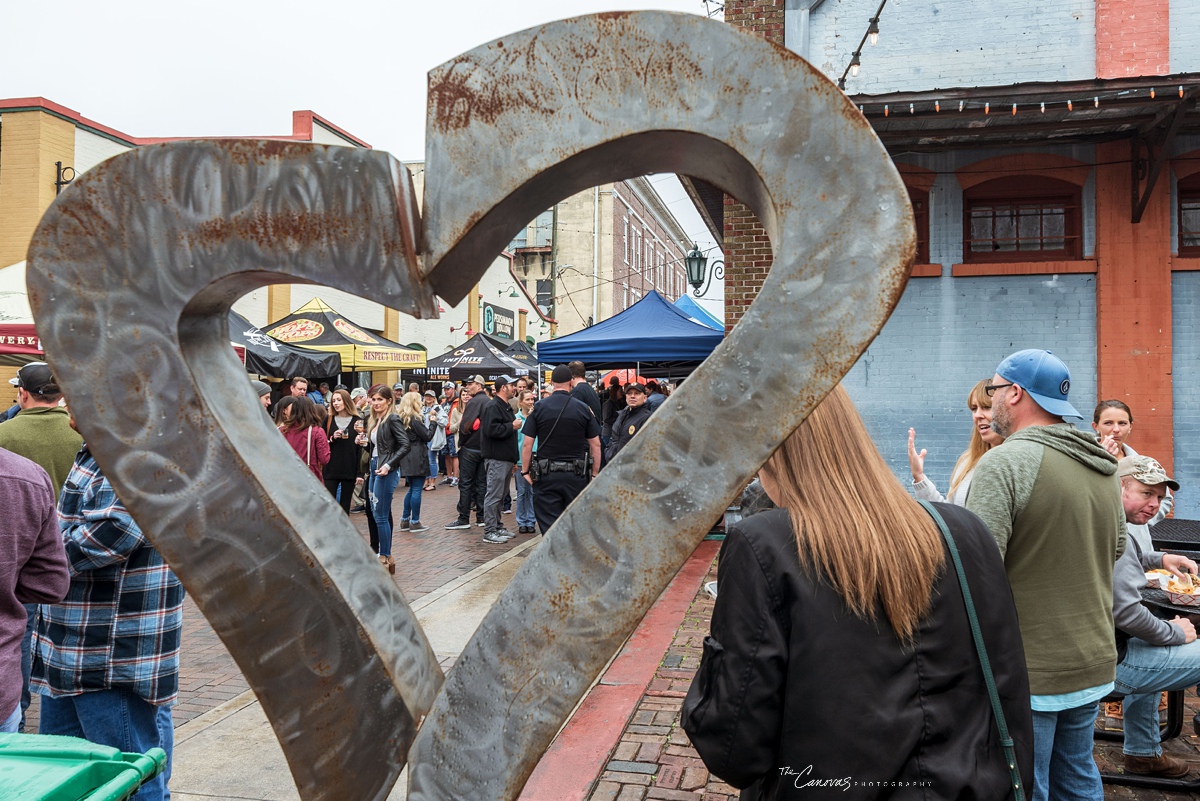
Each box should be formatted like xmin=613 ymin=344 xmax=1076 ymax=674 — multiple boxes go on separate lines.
xmin=966 ymin=349 xmax=1123 ymax=801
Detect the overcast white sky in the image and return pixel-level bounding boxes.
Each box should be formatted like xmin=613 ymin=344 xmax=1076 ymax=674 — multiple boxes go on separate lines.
xmin=2 ymin=0 xmax=726 ymax=317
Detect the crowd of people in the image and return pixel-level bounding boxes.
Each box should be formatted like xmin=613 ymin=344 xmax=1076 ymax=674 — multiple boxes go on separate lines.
xmin=6 ymin=345 xmax=1197 ymax=801
xmin=683 ymin=348 xmax=1198 ymax=801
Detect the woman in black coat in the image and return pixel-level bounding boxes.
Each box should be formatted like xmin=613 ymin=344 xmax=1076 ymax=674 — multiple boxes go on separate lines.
xmin=682 ymin=385 xmax=1032 ymax=800
xmin=323 ymin=389 xmax=360 ymax=512
xmin=395 ymin=391 xmax=433 ymax=534
xmin=358 ymin=385 xmax=410 ymax=574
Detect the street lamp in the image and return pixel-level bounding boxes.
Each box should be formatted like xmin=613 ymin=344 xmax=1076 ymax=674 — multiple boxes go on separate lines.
xmin=685 ymin=244 xmax=724 ymax=298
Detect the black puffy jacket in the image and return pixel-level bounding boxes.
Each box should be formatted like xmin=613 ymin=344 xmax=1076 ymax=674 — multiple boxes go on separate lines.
xmin=682 ymin=504 xmax=1033 ymax=800
xmin=397 ymin=417 xmax=433 ymax=477
xmin=372 ymin=415 xmax=411 ymax=473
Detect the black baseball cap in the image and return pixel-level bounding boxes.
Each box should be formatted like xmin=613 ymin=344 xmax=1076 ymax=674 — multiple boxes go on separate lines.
xmin=551 ymin=365 xmax=573 ymax=383
xmin=9 ymin=362 xmax=58 ymax=395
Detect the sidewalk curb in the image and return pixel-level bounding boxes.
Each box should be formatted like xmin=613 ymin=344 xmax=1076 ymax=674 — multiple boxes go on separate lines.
xmin=519 ymin=539 xmax=721 ymax=801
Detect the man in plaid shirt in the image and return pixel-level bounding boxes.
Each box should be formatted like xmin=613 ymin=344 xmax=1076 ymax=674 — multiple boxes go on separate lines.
xmin=32 ymin=441 xmax=183 ymax=801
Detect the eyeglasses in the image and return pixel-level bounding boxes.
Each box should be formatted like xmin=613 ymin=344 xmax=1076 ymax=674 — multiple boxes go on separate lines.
xmin=984 ymin=382 xmax=1015 ymax=398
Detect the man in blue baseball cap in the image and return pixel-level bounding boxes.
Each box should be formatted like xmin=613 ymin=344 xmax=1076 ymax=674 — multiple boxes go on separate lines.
xmin=966 ymin=349 xmax=1124 ymax=800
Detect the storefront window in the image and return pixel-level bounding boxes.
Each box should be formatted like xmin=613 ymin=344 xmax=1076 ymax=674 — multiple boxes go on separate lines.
xmin=963 ymin=176 xmax=1081 ymax=262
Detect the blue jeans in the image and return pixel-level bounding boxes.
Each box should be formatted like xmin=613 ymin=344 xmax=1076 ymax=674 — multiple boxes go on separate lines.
xmin=368 ymin=458 xmax=401 ymax=557
xmin=402 ymin=478 xmax=424 ymax=524
xmin=1 ymin=703 xmax=19 ymax=733
xmin=1115 ymin=638 xmax=1200 ymax=756
xmin=1030 ymin=703 xmax=1103 ymax=801
xmin=428 ymin=447 xmax=439 ymax=478
xmin=514 ymin=470 xmax=536 ymax=529
xmin=40 ymin=689 xmax=173 ymax=801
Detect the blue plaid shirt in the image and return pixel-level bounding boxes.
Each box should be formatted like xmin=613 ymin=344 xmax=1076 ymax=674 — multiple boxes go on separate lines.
xmin=32 ymin=446 xmax=184 ymax=705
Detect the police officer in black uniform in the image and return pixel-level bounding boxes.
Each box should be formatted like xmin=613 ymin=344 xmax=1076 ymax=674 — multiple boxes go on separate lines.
xmin=520 ymin=364 xmax=602 ymax=534
xmin=604 ymin=382 xmax=653 ymax=462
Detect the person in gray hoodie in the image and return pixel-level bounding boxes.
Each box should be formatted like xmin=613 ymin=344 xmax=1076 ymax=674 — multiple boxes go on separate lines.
xmin=965 ymin=349 xmax=1124 ymax=801
xmin=1110 ymin=456 xmax=1197 ymax=778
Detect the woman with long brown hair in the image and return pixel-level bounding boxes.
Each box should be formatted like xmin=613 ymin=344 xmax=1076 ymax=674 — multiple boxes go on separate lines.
xmin=358 ymin=385 xmax=409 ymax=574
xmin=276 ymin=395 xmax=330 ymax=483
xmin=323 ymin=389 xmax=359 ymax=512
xmin=683 ymin=385 xmax=1032 ymax=799
xmin=907 ymin=378 xmax=1004 ymax=506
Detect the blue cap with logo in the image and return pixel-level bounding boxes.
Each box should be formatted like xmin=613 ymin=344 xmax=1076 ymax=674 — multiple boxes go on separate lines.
xmin=996 ymin=349 xmax=1081 ymax=419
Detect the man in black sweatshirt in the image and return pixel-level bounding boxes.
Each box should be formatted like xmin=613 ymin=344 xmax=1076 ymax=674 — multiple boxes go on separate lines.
xmin=445 ymin=376 xmax=489 ymax=530
xmin=480 ymin=376 xmax=520 ymax=543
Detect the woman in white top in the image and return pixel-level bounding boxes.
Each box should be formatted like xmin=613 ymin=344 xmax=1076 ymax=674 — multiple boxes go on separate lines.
xmin=907 ymin=379 xmax=1004 ymax=506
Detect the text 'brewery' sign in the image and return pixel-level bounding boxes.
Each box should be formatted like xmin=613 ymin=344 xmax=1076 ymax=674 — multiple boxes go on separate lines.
xmin=482 ymin=303 xmax=515 ymax=340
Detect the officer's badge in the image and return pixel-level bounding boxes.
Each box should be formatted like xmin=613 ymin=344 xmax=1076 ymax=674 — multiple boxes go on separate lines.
xmin=628 ymin=425 xmax=636 ymax=435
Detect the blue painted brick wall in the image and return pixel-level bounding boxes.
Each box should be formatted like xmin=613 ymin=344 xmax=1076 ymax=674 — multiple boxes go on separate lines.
xmin=843 ymin=274 xmax=1098 ymax=494
xmin=1172 ymin=0 xmax=1200 ymax=73
xmin=805 ymin=0 xmax=1096 ymax=95
xmin=1173 ymin=272 xmax=1200 ymax=518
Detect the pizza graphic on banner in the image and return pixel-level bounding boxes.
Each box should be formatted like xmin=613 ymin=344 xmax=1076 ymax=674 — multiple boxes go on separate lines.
xmin=334 ymin=319 xmax=380 ymax=344
xmin=267 ymin=319 xmax=324 ymax=343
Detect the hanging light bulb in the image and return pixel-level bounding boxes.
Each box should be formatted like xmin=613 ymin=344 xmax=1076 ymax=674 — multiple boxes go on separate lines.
xmin=1040 ymin=102 xmax=1045 ymax=113
xmin=1150 ymin=87 xmax=1156 ymax=99
xmin=984 ymin=102 xmax=990 ymax=115
xmin=884 ymin=104 xmax=889 ymax=117
xmin=1094 ymin=96 xmax=1099 ymax=108
xmin=958 ymin=101 xmax=964 ymax=112
xmin=935 ymin=100 xmax=940 ymax=113
xmin=849 ymin=52 xmax=861 ymax=78
xmin=1012 ymin=104 xmax=1017 ymax=116
xmin=1067 ymin=99 xmax=1073 ymax=111
xmin=909 ymin=103 xmax=914 ymax=114
xmin=867 ymin=16 xmax=880 ymax=46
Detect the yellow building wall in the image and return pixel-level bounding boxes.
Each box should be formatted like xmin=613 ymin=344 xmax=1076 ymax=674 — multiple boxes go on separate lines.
xmin=0 ymin=111 xmax=76 ymax=268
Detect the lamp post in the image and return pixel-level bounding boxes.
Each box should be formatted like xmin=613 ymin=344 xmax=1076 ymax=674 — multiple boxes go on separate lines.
xmin=685 ymin=244 xmax=724 ymax=298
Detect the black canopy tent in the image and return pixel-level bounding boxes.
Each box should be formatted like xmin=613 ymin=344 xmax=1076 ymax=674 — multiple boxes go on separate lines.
xmin=503 ymin=339 xmax=548 ymax=379
xmin=229 ymin=310 xmax=342 ymax=379
xmin=401 ymin=333 xmax=530 ymax=384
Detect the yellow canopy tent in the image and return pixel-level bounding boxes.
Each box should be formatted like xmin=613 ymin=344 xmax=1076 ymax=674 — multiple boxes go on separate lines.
xmin=265 ymin=298 xmax=427 ymax=370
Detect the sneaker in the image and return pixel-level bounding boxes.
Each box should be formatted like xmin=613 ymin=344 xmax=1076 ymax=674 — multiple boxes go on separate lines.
xmin=1124 ymin=753 xmax=1190 ymax=778
xmin=439 ymin=477 xmax=453 ymax=485
xmin=502 ymin=507 xmax=513 ymax=515
xmin=400 ymin=519 xmax=410 ymax=531
xmin=445 ymin=520 xmax=472 ymax=530
xmin=497 ymin=530 xmax=516 ymax=541
xmin=450 ymin=478 xmax=459 ymax=486
xmin=476 ymin=521 xmax=486 ymax=527
xmin=349 ymin=505 xmax=366 ymax=514
xmin=482 ymin=531 xmax=510 ymax=544
xmin=518 ymin=525 xmax=535 ymax=534
xmin=409 ymin=522 xmax=429 ymax=533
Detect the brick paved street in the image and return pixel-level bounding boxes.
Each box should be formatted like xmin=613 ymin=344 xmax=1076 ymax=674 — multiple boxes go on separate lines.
xmin=584 ymin=551 xmax=1200 ymax=801
xmin=25 ymin=476 xmax=535 ymax=732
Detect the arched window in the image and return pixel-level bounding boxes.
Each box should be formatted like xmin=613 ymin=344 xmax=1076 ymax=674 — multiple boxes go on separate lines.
xmin=1179 ymin=172 xmax=1200 ymax=257
xmin=963 ymin=176 xmax=1082 ymax=262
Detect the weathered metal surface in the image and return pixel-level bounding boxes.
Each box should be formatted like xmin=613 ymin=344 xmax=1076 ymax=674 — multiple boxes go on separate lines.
xmin=26 ymin=143 xmax=443 ymax=801
xmin=410 ymin=11 xmax=914 ymax=801
xmin=27 ymin=10 xmax=914 ymax=801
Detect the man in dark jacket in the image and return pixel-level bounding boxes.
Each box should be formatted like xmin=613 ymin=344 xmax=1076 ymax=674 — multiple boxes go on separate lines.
xmin=605 ymin=383 xmax=652 ymax=462
xmin=568 ymin=361 xmax=601 ymax=421
xmin=480 ymin=376 xmax=520 ymax=544
xmin=446 ymin=376 xmax=489 ymax=530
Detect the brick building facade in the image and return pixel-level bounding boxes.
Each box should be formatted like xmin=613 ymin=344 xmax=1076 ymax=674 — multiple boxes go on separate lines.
xmin=719 ymin=0 xmax=1200 ymax=515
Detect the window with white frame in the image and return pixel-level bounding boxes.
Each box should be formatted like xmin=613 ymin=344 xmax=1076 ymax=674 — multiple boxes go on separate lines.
xmin=623 ymin=217 xmax=630 ymax=264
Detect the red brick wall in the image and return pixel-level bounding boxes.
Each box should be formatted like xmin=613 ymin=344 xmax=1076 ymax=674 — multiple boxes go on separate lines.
xmin=1095 ymin=0 xmax=1170 ymax=78
xmin=1094 ymin=139 xmax=1175 ymax=472
xmin=721 ymin=0 xmax=785 ymax=333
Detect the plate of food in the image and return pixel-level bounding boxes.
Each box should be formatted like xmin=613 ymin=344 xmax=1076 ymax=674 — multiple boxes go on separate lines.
xmin=1166 ymin=573 xmax=1200 ymax=606
xmin=1147 ymin=568 xmax=1173 ymax=589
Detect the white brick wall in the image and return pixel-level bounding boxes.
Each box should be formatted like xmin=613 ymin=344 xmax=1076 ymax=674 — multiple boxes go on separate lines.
xmin=1171 ymin=0 xmax=1200 ymax=72
xmin=74 ymin=129 xmax=131 ymax=176
xmin=804 ymin=0 xmax=1095 ymax=94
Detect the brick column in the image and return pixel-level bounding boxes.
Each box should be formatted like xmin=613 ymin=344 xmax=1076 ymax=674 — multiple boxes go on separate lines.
xmin=1093 ymin=140 xmax=1175 ymax=472
xmin=721 ymin=0 xmax=785 ymax=333
xmin=1095 ymin=0 xmax=1170 ymax=78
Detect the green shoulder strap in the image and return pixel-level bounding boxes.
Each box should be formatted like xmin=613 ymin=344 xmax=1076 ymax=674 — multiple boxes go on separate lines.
xmin=917 ymin=500 xmax=1026 ymax=801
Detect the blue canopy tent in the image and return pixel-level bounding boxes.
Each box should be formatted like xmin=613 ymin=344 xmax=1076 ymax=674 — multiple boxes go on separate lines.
xmin=536 ymin=290 xmax=723 ymax=376
xmin=672 ymin=294 xmax=723 ymax=331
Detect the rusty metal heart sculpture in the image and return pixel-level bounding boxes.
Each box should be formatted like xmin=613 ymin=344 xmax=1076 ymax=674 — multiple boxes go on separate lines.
xmin=27 ymin=11 xmax=913 ymax=801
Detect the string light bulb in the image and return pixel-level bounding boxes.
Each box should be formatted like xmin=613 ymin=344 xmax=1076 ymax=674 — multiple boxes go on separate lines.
xmin=1094 ymin=96 xmax=1099 ymax=108
xmin=1150 ymin=87 xmax=1156 ymax=99
xmin=984 ymin=102 xmax=990 ymax=115
xmin=849 ymin=52 xmax=861 ymax=78
xmin=1012 ymin=103 xmax=1017 ymax=116
xmin=909 ymin=103 xmax=914 ymax=114
xmin=935 ymin=101 xmax=940 ymax=113
xmin=1181 ymin=86 xmax=1185 ymax=98
xmin=867 ymin=16 xmax=880 ymax=46
xmin=958 ymin=100 xmax=964 ymax=112
xmin=1040 ymin=102 xmax=1045 ymax=113
xmin=884 ymin=104 xmax=889 ymax=117
xmin=1067 ymin=99 xmax=1073 ymax=111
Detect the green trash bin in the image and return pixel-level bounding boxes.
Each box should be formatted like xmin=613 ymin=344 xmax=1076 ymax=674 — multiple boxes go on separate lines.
xmin=0 ymin=733 xmax=166 ymax=801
